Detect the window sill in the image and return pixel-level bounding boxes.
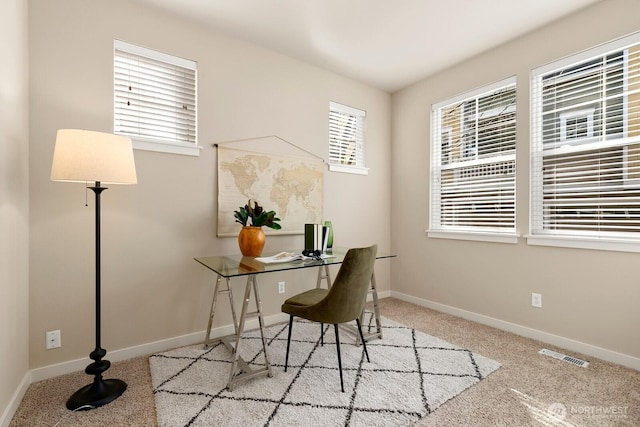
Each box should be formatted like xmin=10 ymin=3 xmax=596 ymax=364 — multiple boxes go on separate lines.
xmin=327 ymin=163 xmax=369 ymax=175
xmin=526 ymin=234 xmax=640 ymax=253
xmin=427 ymin=230 xmax=519 ymax=244
xmin=132 ymin=138 xmax=202 ymax=157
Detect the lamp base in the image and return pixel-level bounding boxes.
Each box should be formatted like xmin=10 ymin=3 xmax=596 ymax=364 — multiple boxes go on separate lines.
xmin=66 ymin=377 xmax=127 ymax=411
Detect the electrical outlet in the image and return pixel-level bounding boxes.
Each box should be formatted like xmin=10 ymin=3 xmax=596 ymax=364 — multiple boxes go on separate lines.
xmin=46 ymin=330 xmax=61 ymax=349
xmin=278 ymin=281 xmax=285 ymax=294
xmin=531 ymin=293 xmax=542 ymax=308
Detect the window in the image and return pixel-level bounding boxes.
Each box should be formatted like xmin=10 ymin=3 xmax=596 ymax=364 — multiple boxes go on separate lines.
xmin=328 ymin=102 xmax=368 ymax=175
xmin=114 ymin=40 xmax=200 ymax=156
xmin=530 ymin=33 xmax=640 ymax=251
xmin=430 ymin=77 xmax=517 ymax=242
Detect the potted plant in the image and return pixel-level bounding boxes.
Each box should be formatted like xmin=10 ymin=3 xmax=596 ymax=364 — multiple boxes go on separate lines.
xmin=234 ymin=199 xmax=281 ymax=256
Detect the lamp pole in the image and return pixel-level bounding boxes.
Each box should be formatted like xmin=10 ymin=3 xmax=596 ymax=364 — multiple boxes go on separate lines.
xmin=66 ymin=182 xmax=127 ymax=410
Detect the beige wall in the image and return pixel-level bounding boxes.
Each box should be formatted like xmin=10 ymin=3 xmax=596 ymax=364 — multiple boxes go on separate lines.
xmin=391 ymin=0 xmax=640 ymax=362
xmin=0 ymin=0 xmax=30 ymax=418
xmin=28 ymin=0 xmax=391 ymax=369
xmin=14 ymin=0 xmax=640 ymax=419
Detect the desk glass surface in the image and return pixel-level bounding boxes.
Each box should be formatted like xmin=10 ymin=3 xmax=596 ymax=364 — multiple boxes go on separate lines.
xmin=194 ymin=247 xmax=395 ymax=278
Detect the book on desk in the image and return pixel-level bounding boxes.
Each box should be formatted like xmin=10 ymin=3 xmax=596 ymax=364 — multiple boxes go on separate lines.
xmin=255 ymin=224 xmax=332 ymax=264
xmin=304 ymin=223 xmax=329 ymax=253
xmin=255 ymin=251 xmax=334 ymax=264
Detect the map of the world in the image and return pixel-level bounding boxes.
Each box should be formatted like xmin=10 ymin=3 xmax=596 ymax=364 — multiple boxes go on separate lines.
xmin=217 ymin=145 xmax=323 ymax=236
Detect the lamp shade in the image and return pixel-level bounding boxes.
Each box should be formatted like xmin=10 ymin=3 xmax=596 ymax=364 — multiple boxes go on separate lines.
xmin=51 ymin=129 xmax=137 ymax=184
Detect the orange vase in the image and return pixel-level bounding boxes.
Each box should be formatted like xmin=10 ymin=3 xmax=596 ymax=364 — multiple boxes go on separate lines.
xmin=238 ymin=226 xmax=266 ymax=257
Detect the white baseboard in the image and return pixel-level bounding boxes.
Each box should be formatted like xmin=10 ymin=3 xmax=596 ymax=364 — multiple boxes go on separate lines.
xmin=391 ymin=291 xmax=640 ymax=371
xmin=0 ymin=371 xmax=31 ymax=427
xmin=20 ymin=288 xmax=392 ymax=385
xmin=370 ymin=290 xmax=390 ymax=300
xmin=30 ymin=312 xmax=290 ymax=383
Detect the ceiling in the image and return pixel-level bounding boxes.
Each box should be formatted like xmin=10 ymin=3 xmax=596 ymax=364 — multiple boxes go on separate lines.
xmin=132 ymin=0 xmax=601 ymax=92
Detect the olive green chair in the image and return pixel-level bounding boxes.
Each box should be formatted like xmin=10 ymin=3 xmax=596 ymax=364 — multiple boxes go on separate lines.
xmin=281 ymin=244 xmax=378 ymax=392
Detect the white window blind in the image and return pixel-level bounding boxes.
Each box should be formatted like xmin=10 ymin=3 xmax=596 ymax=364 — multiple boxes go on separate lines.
xmin=430 ymin=77 xmax=517 ymax=235
xmin=114 ymin=40 xmax=199 ymax=156
xmin=329 ymin=102 xmax=367 ymax=174
xmin=530 ymin=33 xmax=640 ymax=244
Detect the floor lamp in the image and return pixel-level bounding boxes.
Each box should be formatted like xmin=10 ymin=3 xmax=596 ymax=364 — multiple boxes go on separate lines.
xmin=51 ymin=129 xmax=137 ymax=410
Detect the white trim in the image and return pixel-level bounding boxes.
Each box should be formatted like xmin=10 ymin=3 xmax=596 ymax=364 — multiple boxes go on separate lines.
xmin=390 ymin=291 xmax=640 ymax=371
xmin=526 ymin=234 xmax=640 ymax=253
xmin=114 ymin=39 xmax=195 ymax=69
xmin=427 ymin=229 xmax=520 ymax=244
xmin=30 ymin=312 xmax=289 ymax=382
xmin=0 ymin=372 xmax=31 ymax=427
xmin=329 ymin=101 xmax=366 ymax=118
xmin=432 ymin=75 xmax=517 ymax=110
xmin=132 ymin=138 xmax=203 ymax=157
xmin=327 ymin=163 xmax=369 ymax=175
xmin=14 ymin=287 xmax=391 ymax=385
xmin=531 ymin=31 xmax=640 ymax=77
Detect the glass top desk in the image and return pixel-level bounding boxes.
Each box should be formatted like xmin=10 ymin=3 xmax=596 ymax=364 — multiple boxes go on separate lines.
xmin=194 ymin=247 xmax=395 ymax=390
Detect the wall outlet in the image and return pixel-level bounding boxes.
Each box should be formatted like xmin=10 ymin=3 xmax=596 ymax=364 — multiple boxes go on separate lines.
xmin=46 ymin=330 xmax=61 ymax=349
xmin=278 ymin=281 xmax=285 ymax=294
xmin=531 ymin=293 xmax=542 ymax=308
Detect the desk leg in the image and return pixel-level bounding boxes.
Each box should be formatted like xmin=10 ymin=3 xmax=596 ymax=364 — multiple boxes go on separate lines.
xmin=315 ymin=264 xmax=332 ymax=288
xmin=204 ymin=275 xmax=222 ymax=348
xmin=350 ymin=271 xmax=383 ymax=345
xmin=252 ymin=276 xmax=272 ymax=378
xmin=335 ymin=270 xmax=383 ymax=345
xmin=365 ymin=271 xmax=383 ymax=340
xmin=227 ymin=277 xmax=239 ymax=337
xmin=226 ymin=275 xmax=272 ymax=391
xmin=204 ymin=276 xmax=237 ymax=348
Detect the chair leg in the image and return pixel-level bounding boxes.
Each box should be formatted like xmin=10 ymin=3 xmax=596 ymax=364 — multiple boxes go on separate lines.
xmin=320 ymin=323 xmax=324 ymax=346
xmin=355 ymin=318 xmax=370 ymax=363
xmin=284 ymin=315 xmax=294 ymax=372
xmin=334 ymin=324 xmax=344 ymax=392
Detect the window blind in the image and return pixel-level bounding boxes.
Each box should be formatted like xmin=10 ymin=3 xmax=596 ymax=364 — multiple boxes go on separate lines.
xmin=329 ymin=102 xmax=365 ymax=167
xmin=114 ymin=40 xmax=197 ymax=146
xmin=431 ymin=77 xmax=517 ymax=232
xmin=531 ymin=33 xmax=640 ymax=239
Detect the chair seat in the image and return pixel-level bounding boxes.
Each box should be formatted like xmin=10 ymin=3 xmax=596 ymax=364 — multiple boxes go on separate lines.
xmin=282 ymin=288 xmax=328 ymax=308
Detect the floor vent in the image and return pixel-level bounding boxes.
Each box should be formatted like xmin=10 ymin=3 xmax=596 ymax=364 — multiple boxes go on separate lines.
xmin=539 ymin=348 xmax=589 ymax=368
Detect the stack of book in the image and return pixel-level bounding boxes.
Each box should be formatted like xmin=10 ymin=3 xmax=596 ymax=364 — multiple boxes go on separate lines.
xmin=304 ymin=223 xmax=330 ymax=253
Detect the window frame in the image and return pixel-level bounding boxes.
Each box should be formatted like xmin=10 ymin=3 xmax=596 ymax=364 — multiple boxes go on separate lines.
xmin=328 ymin=101 xmax=368 ymax=175
xmin=528 ymin=32 xmax=640 ymax=252
xmin=113 ymin=40 xmax=201 ymax=156
xmin=429 ymin=76 xmax=519 ymax=244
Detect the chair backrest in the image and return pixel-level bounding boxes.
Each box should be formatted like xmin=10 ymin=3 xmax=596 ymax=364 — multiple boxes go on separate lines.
xmin=316 ymin=244 xmax=378 ymax=323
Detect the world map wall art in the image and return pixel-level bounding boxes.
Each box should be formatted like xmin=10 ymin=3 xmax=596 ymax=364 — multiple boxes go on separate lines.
xmin=217 ymin=144 xmax=323 ymax=237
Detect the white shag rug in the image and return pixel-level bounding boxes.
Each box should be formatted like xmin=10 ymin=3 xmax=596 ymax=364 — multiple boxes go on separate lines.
xmin=150 ymin=315 xmax=500 ymax=426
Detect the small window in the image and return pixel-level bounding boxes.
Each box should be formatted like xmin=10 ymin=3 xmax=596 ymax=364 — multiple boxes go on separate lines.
xmin=114 ymin=40 xmax=200 ymax=156
xmin=430 ymin=77 xmax=517 ymax=242
xmin=560 ymin=109 xmax=594 ymax=142
xmin=328 ymin=101 xmax=368 ymax=175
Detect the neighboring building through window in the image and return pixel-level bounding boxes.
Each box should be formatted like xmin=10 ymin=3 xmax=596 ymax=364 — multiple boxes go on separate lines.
xmin=430 ymin=77 xmax=517 ymax=242
xmin=328 ymin=101 xmax=368 ymax=175
xmin=530 ymin=32 xmax=640 ymax=251
xmin=114 ymin=40 xmax=200 ymax=156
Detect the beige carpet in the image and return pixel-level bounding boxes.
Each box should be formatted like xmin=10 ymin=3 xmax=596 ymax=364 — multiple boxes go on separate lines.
xmin=10 ymin=298 xmax=640 ymax=426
